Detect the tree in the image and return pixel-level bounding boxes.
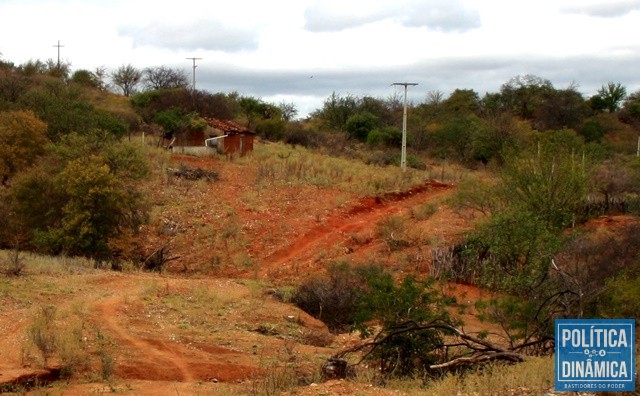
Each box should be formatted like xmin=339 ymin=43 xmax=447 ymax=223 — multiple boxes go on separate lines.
xmin=534 ymin=87 xmax=589 ymax=131
xmin=442 ymin=89 xmax=481 ymax=115
xmin=345 ymin=111 xmax=379 ymax=141
xmin=592 ymin=82 xmax=626 ymax=113
xmin=8 ymin=131 xmax=148 ymax=260
xmin=312 ymin=92 xmax=358 ymax=131
xmin=590 ymin=157 xmax=639 ymax=209
xmin=238 ymin=96 xmax=280 ymax=129
xmin=0 ymin=110 xmax=49 ymax=184
xmin=111 ymin=64 xmax=142 ymax=97
xmin=498 ymin=75 xmax=554 ymax=119
xmin=620 ymin=89 xmax=640 ymax=127
xmin=142 ymin=66 xmax=189 ymax=90
xmin=499 ymin=138 xmax=588 ymax=230
xmin=131 ymin=88 xmax=235 ymax=125
xmin=19 ymin=85 xmax=127 ymax=141
xmin=70 ymin=69 xmax=101 ymax=89
xmin=278 ymin=101 xmax=298 ymax=121
xmin=430 ymin=115 xmax=484 ymax=162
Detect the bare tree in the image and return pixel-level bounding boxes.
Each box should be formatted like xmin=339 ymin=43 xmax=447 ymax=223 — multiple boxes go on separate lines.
xmin=111 ymin=64 xmax=142 ymax=97
xmin=278 ymin=101 xmax=298 ymax=121
xmin=143 ymin=66 xmax=189 ymax=90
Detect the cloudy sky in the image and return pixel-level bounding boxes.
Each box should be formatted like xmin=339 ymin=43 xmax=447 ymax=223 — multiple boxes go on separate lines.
xmin=1 ymin=0 xmax=639 ymax=116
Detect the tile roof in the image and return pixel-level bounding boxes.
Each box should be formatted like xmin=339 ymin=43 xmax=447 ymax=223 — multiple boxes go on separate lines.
xmin=204 ymin=117 xmax=254 ymax=134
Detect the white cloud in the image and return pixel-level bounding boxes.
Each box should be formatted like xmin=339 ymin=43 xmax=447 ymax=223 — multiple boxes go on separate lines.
xmin=304 ymin=0 xmax=480 ymax=32
xmin=121 ymin=20 xmax=258 ymax=52
xmin=561 ymin=0 xmax=640 ymax=17
xmin=1 ymin=0 xmax=639 ymax=117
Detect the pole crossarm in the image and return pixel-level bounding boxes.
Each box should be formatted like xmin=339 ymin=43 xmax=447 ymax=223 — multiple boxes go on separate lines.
xmin=53 ymin=40 xmax=64 ymax=67
xmin=391 ymin=82 xmax=418 ymax=171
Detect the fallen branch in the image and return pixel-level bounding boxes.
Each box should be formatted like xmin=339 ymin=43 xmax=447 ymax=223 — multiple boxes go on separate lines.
xmin=329 ymin=319 xmax=533 ymax=376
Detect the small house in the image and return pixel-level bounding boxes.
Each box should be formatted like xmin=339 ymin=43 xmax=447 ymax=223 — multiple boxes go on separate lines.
xmin=171 ymin=118 xmax=255 ymax=157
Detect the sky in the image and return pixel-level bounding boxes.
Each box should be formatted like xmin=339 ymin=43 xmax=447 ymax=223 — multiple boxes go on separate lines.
xmin=1 ymin=0 xmax=639 ymax=117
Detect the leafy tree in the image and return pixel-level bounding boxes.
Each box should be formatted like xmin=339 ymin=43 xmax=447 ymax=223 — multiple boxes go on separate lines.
xmin=0 ymin=64 xmax=29 ymax=104
xmin=442 ymin=88 xmax=481 ymax=115
xmin=358 ymin=96 xmax=395 ymax=126
xmin=498 ymin=75 xmax=554 ymax=119
xmin=19 ymin=59 xmax=47 ymax=76
xmin=345 ymin=111 xmax=379 ymax=141
xmin=153 ymin=108 xmax=187 ymax=135
xmin=7 ymin=131 xmax=148 ymax=260
xmin=131 ymin=88 xmax=235 ymax=124
xmin=0 ymin=110 xmax=49 ymax=184
xmin=70 ymin=69 xmax=101 ymax=89
xmin=19 ymin=85 xmax=127 ymax=140
xmin=620 ymin=89 xmax=640 ymax=127
xmin=352 ymin=267 xmax=451 ymax=376
xmin=534 ymin=87 xmax=589 ymax=131
xmin=312 ymin=92 xmax=359 ymax=131
xmin=579 ymin=118 xmax=605 ymax=142
xmin=499 ymin=139 xmax=588 ymax=229
xmin=238 ymin=96 xmax=264 ymax=129
xmin=44 ymin=59 xmax=70 ymax=79
xmin=255 ymin=118 xmax=286 ymax=141
xmin=111 ymin=64 xmax=142 ymax=97
xmin=430 ymin=115 xmax=485 ymax=162
xmin=592 ymin=82 xmax=626 ymax=113
xmin=367 ymin=125 xmax=401 ymax=147
xmin=142 ymin=66 xmax=189 ymax=90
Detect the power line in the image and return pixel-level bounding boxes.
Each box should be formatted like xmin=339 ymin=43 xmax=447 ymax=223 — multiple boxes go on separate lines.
xmin=392 ymin=82 xmax=418 ymax=171
xmin=186 ymin=57 xmax=202 ymax=90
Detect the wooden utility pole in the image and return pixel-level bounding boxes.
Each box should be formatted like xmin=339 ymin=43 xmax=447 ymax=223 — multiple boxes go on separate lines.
xmin=53 ymin=40 xmax=64 ymax=67
xmin=186 ymin=57 xmax=202 ymax=90
xmin=392 ymin=82 xmax=418 ymax=171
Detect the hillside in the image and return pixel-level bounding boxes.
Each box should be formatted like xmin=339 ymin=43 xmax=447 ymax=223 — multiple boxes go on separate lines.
xmin=0 ymin=142 xmax=490 ymax=395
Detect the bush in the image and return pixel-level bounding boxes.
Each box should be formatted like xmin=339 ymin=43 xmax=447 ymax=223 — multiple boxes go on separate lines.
xmin=345 ymin=112 xmax=379 ymax=141
xmin=291 ymin=262 xmax=363 ymax=332
xmin=293 ymin=263 xmax=453 ymax=377
xmin=7 ymin=131 xmax=149 ymax=260
xmin=256 ymin=118 xmax=286 ymax=141
xmin=366 ymin=126 xmax=401 ymax=147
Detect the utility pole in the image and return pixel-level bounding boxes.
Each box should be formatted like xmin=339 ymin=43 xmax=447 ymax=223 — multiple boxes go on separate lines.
xmin=186 ymin=57 xmax=202 ymax=90
xmin=53 ymin=40 xmax=64 ymax=67
xmin=392 ymin=82 xmax=418 ymax=171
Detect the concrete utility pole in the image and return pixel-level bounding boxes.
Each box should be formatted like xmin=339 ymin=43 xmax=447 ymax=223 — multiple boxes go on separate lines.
xmin=392 ymin=82 xmax=418 ymax=171
xmin=186 ymin=57 xmax=202 ymax=90
xmin=53 ymin=40 xmax=64 ymax=67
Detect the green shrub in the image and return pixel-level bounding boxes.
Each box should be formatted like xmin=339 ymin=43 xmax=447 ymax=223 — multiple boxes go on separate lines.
xmin=256 ymin=118 xmax=286 ymax=141
xmin=293 ymin=263 xmax=452 ymax=377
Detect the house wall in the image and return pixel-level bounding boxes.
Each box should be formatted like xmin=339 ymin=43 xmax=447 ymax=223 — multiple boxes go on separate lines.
xmin=224 ymin=133 xmax=254 ymax=156
xmin=174 ymin=130 xmax=205 ymax=147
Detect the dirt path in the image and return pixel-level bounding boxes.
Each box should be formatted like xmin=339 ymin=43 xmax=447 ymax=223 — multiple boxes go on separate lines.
xmin=94 ymin=296 xmax=195 ymax=382
xmin=258 ymin=179 xmax=452 ymax=278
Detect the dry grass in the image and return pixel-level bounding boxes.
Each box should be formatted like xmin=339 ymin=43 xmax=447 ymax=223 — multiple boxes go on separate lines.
xmin=246 ymin=142 xmax=428 ymax=196
xmin=348 ymin=356 xmax=556 ymax=395
xmin=424 ymin=357 xmax=555 ymax=395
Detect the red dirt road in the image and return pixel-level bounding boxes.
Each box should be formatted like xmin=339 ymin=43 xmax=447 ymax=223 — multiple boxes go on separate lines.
xmin=258 ymin=180 xmax=454 ymax=280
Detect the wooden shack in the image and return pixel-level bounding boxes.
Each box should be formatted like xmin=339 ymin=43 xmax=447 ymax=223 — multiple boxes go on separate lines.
xmin=171 ymin=118 xmax=255 ymax=157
